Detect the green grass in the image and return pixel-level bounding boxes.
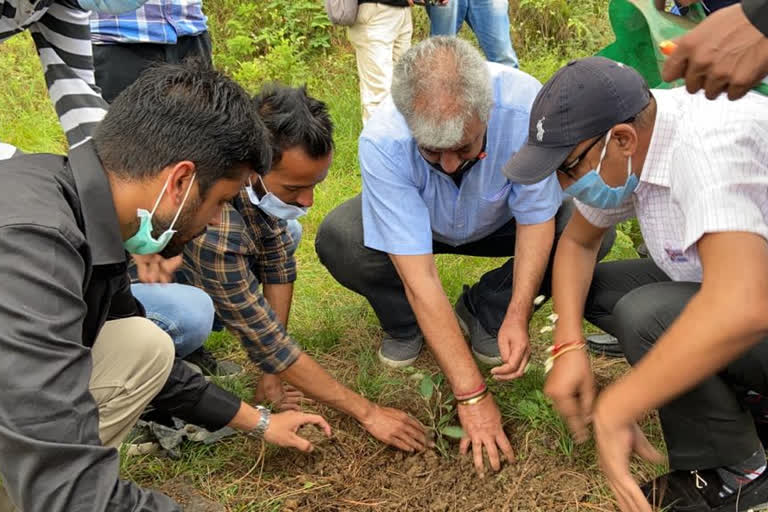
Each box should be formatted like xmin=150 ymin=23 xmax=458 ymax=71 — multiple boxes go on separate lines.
xmin=0 ymin=1 xmax=667 ymax=509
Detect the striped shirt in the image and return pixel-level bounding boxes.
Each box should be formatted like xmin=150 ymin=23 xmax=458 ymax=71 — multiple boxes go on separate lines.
xmin=178 ymin=188 xmax=302 ymax=374
xmin=1 ymin=0 xmax=108 ymax=148
xmin=90 ymin=0 xmax=207 ymax=45
xmin=576 ymin=88 xmax=768 ymax=282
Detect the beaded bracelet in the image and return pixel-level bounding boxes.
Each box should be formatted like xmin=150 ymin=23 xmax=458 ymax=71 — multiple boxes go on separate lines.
xmin=544 ymin=343 xmax=586 ymax=374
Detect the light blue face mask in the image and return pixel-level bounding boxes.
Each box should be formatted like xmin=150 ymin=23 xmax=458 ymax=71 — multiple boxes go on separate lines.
xmin=246 ymin=176 xmax=308 ymax=220
xmin=77 ymin=0 xmax=146 ymax=14
xmin=564 ymin=129 xmax=638 ymax=209
xmin=123 ymin=173 xmax=196 ymax=255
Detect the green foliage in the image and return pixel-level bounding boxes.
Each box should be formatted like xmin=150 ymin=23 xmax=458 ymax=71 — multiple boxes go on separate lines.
xmin=212 ymin=0 xmax=331 ymax=86
xmin=409 ymin=370 xmax=465 ymax=457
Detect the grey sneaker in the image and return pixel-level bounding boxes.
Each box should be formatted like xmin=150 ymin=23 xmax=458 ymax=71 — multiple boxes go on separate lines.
xmin=378 ymin=332 xmax=424 ymax=368
xmin=455 ymin=287 xmax=502 ymax=365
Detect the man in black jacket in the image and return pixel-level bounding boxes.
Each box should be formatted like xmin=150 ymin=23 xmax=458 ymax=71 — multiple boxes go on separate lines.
xmin=0 ymin=63 xmax=330 ymax=512
xmin=662 ymin=0 xmax=768 ymax=100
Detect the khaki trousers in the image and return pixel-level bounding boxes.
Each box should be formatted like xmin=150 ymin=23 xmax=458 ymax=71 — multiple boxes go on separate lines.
xmin=347 ymin=3 xmax=412 ymax=124
xmin=0 ymin=317 xmax=175 ymax=511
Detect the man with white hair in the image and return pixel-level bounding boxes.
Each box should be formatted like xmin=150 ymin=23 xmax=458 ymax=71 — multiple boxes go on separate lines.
xmin=316 ymin=36 xmax=614 ymax=473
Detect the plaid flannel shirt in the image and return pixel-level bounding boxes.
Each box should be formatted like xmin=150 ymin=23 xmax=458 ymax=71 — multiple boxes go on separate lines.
xmin=179 ymin=188 xmax=301 ymax=374
xmin=90 ymin=0 xmax=207 ymax=45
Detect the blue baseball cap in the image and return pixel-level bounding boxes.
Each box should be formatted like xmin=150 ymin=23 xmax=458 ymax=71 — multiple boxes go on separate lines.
xmin=503 ymin=57 xmax=651 ymax=185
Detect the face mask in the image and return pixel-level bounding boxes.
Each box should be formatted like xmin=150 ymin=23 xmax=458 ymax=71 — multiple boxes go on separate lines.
xmin=246 ymin=176 xmax=307 ymax=220
xmin=123 ymin=173 xmax=196 ymax=255
xmin=77 ymin=0 xmax=146 ymax=14
xmin=564 ymin=129 xmax=638 ymax=209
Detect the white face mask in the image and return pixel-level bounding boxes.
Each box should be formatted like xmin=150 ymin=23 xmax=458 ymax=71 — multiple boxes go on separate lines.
xmin=246 ymin=176 xmax=308 ymax=220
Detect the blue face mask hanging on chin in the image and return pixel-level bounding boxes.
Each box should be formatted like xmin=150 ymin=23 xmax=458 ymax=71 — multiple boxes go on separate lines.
xmin=564 ymin=129 xmax=638 ymax=209
xmin=77 ymin=0 xmax=146 ymax=14
xmin=123 ymin=173 xmax=196 ymax=255
xmin=246 ymin=176 xmax=308 ymax=220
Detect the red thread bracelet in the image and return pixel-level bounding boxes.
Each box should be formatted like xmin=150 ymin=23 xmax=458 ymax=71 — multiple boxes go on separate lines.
xmin=454 ymin=382 xmax=487 ymax=400
xmin=549 ymin=340 xmax=585 ymax=356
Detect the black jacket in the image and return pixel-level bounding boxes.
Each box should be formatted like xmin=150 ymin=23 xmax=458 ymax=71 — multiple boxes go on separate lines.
xmin=0 ymin=143 xmax=239 ymax=511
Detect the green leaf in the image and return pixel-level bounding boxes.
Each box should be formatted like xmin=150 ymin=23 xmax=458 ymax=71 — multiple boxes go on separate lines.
xmin=439 ymin=426 xmax=466 ymax=439
xmin=419 ymin=375 xmax=434 ymax=400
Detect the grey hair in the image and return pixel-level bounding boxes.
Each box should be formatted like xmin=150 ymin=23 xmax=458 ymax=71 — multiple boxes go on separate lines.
xmin=391 ymin=36 xmax=492 ymax=148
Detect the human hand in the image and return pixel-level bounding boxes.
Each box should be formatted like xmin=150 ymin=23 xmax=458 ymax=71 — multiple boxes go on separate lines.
xmin=254 ymin=374 xmax=305 ymax=411
xmin=491 ymin=319 xmax=530 ymax=381
xmin=360 ymin=404 xmax=427 ymax=452
xmin=457 ymin=394 xmax=514 ymax=475
xmin=263 ymin=411 xmax=331 ymax=452
xmin=661 ymin=4 xmax=768 ymax=100
xmin=592 ymin=399 xmax=666 ymax=512
xmin=543 ymin=347 xmax=595 ymax=443
xmin=132 ymin=254 xmax=183 ymax=283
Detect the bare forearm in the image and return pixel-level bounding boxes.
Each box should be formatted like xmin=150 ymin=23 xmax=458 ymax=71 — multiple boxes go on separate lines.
xmin=263 ymin=283 xmax=294 ymax=328
xmin=403 ymin=277 xmax=484 ymax=393
xmin=279 ymin=353 xmax=373 ymax=421
xmin=552 ymin=235 xmax=601 ymax=342
xmin=506 ymin=220 xmax=555 ymax=324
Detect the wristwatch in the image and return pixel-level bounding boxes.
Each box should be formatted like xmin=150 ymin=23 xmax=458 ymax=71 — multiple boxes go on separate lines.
xmin=248 ymin=405 xmax=271 ymax=439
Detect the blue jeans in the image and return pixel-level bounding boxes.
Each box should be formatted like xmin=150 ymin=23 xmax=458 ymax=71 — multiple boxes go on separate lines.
xmin=131 ymin=283 xmax=215 ymax=358
xmin=426 ymin=0 xmax=518 ymax=67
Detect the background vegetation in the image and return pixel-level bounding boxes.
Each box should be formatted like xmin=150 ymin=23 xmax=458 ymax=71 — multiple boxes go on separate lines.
xmin=0 ymin=1 xmax=655 ymax=509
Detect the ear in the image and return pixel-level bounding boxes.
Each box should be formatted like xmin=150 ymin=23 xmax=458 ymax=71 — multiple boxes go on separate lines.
xmin=165 ymin=161 xmax=197 ymax=206
xmin=612 ymin=123 xmax=639 ymax=158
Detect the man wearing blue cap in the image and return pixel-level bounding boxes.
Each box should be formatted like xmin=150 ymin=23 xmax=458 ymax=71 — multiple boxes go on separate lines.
xmin=504 ymin=56 xmax=768 ymax=511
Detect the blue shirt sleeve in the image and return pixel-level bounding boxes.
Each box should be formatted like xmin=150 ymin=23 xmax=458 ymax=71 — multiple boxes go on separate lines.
xmin=360 ymin=137 xmax=434 ymax=255
xmin=508 ymin=173 xmax=562 ymax=225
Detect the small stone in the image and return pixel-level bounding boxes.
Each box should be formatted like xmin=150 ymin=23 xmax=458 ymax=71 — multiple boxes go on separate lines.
xmin=547 ymin=313 xmax=559 ymax=324
xmin=539 ymin=326 xmax=553 ymax=334
xmin=533 ymin=295 xmax=546 ymax=306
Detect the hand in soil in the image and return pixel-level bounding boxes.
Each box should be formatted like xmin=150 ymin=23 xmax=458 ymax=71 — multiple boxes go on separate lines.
xmin=543 ymin=347 xmax=595 ymax=443
xmin=492 ymin=319 xmax=531 ymax=381
xmin=592 ymin=402 xmax=665 ymax=512
xmin=264 ymin=411 xmax=331 ymax=452
xmin=457 ymin=394 xmax=514 ymax=475
xmin=253 ymin=374 xmax=305 ymax=411
xmin=360 ymin=405 xmax=427 ymax=452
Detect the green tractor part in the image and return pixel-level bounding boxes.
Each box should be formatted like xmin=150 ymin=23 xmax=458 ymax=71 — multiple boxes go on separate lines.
xmin=597 ymin=0 xmax=768 ymax=95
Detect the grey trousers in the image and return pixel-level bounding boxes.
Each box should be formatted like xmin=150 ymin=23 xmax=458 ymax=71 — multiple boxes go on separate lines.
xmin=315 ymin=194 xmax=615 ymax=339
xmin=585 ymin=258 xmax=768 ymax=470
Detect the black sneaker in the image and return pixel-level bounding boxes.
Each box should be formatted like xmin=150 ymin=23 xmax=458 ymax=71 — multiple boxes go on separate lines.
xmin=184 ymin=347 xmax=242 ymax=377
xmin=586 ymin=333 xmax=624 ymax=358
xmin=641 ymin=468 xmax=768 ymax=511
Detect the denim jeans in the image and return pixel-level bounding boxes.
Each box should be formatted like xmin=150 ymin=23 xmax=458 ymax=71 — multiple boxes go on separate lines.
xmin=131 ymin=283 xmax=215 ymax=358
xmin=426 ymin=0 xmax=518 ymax=67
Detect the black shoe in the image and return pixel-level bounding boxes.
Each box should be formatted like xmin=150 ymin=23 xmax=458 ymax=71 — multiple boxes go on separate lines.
xmin=184 ymin=347 xmax=242 ymax=377
xmin=585 ymin=333 xmax=624 ymax=358
xmin=641 ymin=468 xmax=768 ymax=511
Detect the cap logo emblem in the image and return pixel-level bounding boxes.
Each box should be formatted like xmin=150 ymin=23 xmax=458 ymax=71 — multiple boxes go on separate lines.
xmin=536 ymin=116 xmax=546 ymax=142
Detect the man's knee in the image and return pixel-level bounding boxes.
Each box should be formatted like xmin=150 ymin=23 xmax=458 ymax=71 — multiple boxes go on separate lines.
xmin=127 ymin=318 xmax=176 ymax=385
xmin=315 ymin=196 xmax=363 ymax=278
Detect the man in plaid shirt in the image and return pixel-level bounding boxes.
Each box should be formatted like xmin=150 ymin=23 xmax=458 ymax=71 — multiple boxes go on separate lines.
xmin=178 ymin=84 xmax=428 ymax=452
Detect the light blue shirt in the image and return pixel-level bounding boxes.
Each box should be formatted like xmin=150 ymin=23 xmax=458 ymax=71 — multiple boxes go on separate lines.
xmin=360 ymin=63 xmax=562 ymax=255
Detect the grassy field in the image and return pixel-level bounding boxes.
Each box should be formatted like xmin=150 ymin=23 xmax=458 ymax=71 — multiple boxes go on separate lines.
xmin=1 ymin=1 xmax=662 ymax=510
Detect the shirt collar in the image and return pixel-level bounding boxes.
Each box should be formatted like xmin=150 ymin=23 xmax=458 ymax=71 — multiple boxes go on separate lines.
xmin=638 ymin=90 xmax=678 ymax=188
xmin=67 ymin=139 xmax=127 ymax=266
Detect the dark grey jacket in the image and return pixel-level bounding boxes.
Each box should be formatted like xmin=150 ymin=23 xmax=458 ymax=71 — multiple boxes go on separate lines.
xmin=0 ymin=143 xmax=240 ymax=511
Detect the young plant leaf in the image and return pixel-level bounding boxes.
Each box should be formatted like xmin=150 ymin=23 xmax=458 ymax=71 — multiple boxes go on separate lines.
xmin=419 ymin=375 xmax=434 ymax=400
xmin=440 ymin=426 xmax=466 ymax=439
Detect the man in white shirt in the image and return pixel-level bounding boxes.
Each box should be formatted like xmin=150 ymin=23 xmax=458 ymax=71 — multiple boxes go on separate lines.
xmin=503 ymin=57 xmax=768 ymax=511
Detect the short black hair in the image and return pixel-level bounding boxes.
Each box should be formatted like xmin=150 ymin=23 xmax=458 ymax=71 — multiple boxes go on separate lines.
xmin=95 ymin=61 xmax=271 ymax=197
xmin=252 ymin=84 xmax=334 ymax=173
